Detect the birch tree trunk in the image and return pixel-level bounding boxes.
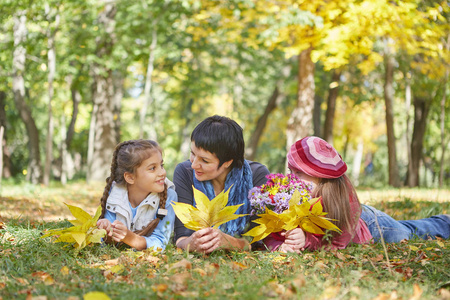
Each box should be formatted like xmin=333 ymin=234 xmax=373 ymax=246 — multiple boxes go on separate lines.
xmin=383 ymin=42 xmax=400 ymax=187
xmin=351 ymin=140 xmax=364 ymax=187
xmin=323 ymin=70 xmax=341 ymax=144
xmin=140 ymin=25 xmax=157 ymax=140
xmin=12 ymin=11 xmax=42 ymax=184
xmin=43 ymin=6 xmax=60 ymax=185
xmin=286 ymin=47 xmax=315 ymax=152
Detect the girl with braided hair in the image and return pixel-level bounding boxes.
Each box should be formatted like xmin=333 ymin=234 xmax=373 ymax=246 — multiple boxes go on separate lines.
xmin=96 ymin=139 xmax=177 ymax=251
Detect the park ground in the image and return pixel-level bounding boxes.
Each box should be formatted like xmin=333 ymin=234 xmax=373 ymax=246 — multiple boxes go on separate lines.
xmin=0 ymin=182 xmax=449 ymax=299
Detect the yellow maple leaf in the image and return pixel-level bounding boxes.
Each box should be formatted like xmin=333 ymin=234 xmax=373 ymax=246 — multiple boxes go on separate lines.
xmin=41 ymin=204 xmax=106 ymax=250
xmin=243 ymin=190 xmax=341 ymax=243
xmin=172 ymin=186 xmax=246 ymax=231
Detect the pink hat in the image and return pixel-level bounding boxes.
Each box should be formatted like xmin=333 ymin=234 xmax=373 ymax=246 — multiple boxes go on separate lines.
xmin=287 ymin=136 xmax=347 ymax=179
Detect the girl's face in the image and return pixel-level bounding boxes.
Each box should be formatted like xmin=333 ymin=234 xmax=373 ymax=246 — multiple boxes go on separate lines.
xmin=130 ymin=150 xmax=166 ymax=194
xmin=190 ymin=142 xmax=232 ymax=182
xmin=289 ymin=167 xmax=319 ymax=189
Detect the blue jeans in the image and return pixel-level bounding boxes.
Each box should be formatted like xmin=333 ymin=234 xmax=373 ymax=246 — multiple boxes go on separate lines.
xmin=360 ymin=204 xmax=450 ymax=243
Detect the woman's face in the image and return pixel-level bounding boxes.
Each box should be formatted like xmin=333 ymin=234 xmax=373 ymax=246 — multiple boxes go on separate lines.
xmin=190 ymin=142 xmax=232 ymax=182
xmin=289 ymin=167 xmax=319 ymax=189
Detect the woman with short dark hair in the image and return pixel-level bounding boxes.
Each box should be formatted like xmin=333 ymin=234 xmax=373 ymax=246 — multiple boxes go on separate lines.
xmin=174 ymin=115 xmax=270 ymax=253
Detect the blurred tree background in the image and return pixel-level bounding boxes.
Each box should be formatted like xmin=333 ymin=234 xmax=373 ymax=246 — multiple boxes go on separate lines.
xmin=0 ymin=0 xmax=448 ymax=188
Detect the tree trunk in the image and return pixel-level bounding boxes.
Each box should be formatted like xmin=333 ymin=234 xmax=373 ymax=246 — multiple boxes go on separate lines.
xmin=0 ymin=126 xmax=3 ymax=191
xmin=12 ymin=11 xmax=42 ymax=184
xmin=405 ymin=73 xmax=413 ymax=186
xmin=43 ymin=6 xmax=60 ymax=185
xmin=112 ymin=70 xmax=123 ymax=144
xmin=383 ymin=43 xmax=400 ymax=187
xmin=439 ymin=37 xmax=449 ymax=187
xmin=313 ymin=95 xmax=322 ymax=137
xmin=407 ymin=96 xmax=431 ymax=187
xmin=140 ymin=25 xmax=157 ymax=140
xmin=60 ymin=114 xmax=67 ymax=185
xmin=179 ymin=98 xmax=194 ymax=159
xmin=0 ymin=91 xmax=11 ymax=179
xmin=66 ymin=76 xmax=81 ymax=149
xmin=87 ymin=2 xmax=118 ymax=183
xmin=247 ymin=85 xmax=280 ymax=160
xmin=286 ymin=47 xmax=315 ymax=151
xmin=323 ymin=70 xmax=341 ymax=143
xmin=351 ymin=140 xmax=364 ymax=187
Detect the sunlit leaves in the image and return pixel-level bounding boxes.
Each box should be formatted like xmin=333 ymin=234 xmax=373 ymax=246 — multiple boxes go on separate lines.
xmin=243 ymin=190 xmax=341 ymax=243
xmin=172 ymin=186 xmax=246 ymax=231
xmin=41 ymin=203 xmax=106 ymax=250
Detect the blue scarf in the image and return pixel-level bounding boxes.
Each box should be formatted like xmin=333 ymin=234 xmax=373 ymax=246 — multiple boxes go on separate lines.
xmin=193 ymin=160 xmax=253 ymax=237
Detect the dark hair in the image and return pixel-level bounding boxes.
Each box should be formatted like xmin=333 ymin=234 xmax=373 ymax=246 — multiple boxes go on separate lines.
xmin=191 ymin=115 xmax=245 ymax=169
xmin=100 ymin=140 xmax=168 ymax=236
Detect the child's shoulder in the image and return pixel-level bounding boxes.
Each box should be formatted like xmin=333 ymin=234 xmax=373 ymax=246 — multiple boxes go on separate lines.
xmin=167 ymin=187 xmax=177 ymax=199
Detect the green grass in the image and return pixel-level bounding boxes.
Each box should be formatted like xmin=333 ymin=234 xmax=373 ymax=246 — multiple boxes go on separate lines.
xmin=1 ymin=183 xmax=450 ymax=299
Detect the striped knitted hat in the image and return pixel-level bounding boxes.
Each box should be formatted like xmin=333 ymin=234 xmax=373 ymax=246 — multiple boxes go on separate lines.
xmin=287 ymin=136 xmax=347 ymax=179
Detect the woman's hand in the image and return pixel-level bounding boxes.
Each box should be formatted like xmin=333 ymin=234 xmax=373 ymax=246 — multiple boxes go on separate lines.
xmin=97 ymin=218 xmax=113 ymax=237
xmin=280 ymin=228 xmax=306 ymax=253
xmin=177 ymin=228 xmax=246 ymax=254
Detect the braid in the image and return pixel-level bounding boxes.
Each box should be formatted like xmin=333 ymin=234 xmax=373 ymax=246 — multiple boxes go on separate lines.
xmin=134 ymin=183 xmax=169 ymax=237
xmin=158 ymin=182 xmax=168 ymax=210
xmin=99 ymin=140 xmax=135 ymax=218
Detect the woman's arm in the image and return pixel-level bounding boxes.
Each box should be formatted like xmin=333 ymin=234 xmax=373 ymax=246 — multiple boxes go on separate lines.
xmin=176 ymin=227 xmax=250 ymax=253
xmin=173 ymin=162 xmax=196 ymax=241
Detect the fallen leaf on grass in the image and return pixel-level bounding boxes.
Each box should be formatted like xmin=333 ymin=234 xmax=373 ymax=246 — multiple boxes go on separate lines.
xmin=152 ymin=283 xmax=168 ymax=293
xmin=409 ymin=245 xmax=419 ymax=251
xmin=0 ymin=221 xmax=5 ymax=229
xmin=193 ymin=268 xmax=207 ymax=276
xmin=438 ymin=288 xmax=450 ymax=299
xmin=410 ymin=284 xmax=423 ymax=300
xmin=60 ymin=266 xmax=69 ymax=276
xmin=288 ymin=274 xmax=306 ymax=292
xmin=170 ymin=272 xmax=191 ymax=285
xmin=0 ymin=282 xmax=5 ymax=290
xmin=105 ymin=259 xmax=120 ymax=266
xmin=31 ymin=272 xmax=54 ymax=285
xmin=83 ymin=291 xmax=111 ymax=300
xmin=229 ymin=261 xmax=247 ymax=270
xmin=205 ymin=263 xmax=220 ymax=279
xmin=169 ymin=259 xmax=192 ymax=271
xmin=334 ymin=251 xmax=346 ymax=261
xmin=436 ymin=240 xmax=445 ymax=248
xmin=41 ymin=204 xmax=106 ymax=250
xmin=321 ymin=286 xmax=340 ymax=299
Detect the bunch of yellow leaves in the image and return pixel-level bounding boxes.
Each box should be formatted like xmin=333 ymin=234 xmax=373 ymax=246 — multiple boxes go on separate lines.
xmin=172 ymin=186 xmax=246 ymax=231
xmin=243 ymin=190 xmax=341 ymax=243
xmin=41 ymin=203 xmax=106 ymax=250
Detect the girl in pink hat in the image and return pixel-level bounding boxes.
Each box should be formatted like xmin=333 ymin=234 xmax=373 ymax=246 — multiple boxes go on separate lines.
xmin=267 ymin=136 xmax=450 ymax=253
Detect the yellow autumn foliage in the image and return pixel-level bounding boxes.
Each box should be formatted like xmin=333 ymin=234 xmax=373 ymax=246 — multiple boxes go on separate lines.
xmin=41 ymin=204 xmax=106 ymax=250
xmin=172 ymin=186 xmax=246 ymax=231
xmin=243 ymin=190 xmax=341 ymax=243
